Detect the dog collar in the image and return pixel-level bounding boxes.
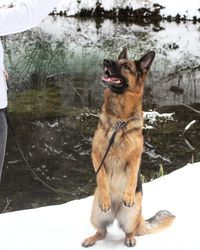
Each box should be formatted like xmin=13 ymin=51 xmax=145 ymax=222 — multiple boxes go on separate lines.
xmin=100 ymin=114 xmax=143 ymax=133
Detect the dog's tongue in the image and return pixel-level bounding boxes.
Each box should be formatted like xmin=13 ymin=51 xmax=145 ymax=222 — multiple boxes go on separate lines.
xmin=102 ymin=76 xmax=121 ymax=84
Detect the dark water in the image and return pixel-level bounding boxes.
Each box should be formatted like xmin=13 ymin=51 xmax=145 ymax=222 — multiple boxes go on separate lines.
xmin=0 ymin=17 xmax=200 ymax=212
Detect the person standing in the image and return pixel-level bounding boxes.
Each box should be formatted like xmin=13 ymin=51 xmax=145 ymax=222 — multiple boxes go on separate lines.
xmin=0 ymin=0 xmax=61 ymax=180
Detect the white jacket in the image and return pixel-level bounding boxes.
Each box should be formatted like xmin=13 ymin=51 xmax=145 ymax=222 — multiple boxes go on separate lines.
xmin=0 ymin=0 xmax=60 ymax=109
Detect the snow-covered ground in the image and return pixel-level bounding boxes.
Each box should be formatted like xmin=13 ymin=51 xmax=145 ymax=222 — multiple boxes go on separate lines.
xmin=0 ymin=162 xmax=199 ymax=250
xmin=0 ymin=0 xmax=199 ymax=19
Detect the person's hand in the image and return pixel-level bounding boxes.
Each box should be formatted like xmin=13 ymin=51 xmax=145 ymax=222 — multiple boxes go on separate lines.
xmin=3 ymin=70 xmax=9 ymax=80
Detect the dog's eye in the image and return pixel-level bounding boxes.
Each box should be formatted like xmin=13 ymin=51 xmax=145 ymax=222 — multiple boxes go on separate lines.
xmin=123 ymin=64 xmax=130 ymax=71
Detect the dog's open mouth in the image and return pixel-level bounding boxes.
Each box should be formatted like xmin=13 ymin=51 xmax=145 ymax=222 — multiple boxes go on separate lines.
xmin=101 ymin=67 xmax=125 ymax=88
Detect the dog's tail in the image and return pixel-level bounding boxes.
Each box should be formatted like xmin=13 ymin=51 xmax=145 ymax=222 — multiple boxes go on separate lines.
xmin=137 ymin=210 xmax=175 ymax=236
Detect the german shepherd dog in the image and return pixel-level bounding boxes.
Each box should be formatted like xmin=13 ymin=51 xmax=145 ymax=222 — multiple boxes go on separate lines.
xmin=82 ymin=48 xmax=175 ymax=247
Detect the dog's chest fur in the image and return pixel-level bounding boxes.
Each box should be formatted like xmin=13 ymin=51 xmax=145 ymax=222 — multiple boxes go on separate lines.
xmin=92 ymin=117 xmax=143 ymax=199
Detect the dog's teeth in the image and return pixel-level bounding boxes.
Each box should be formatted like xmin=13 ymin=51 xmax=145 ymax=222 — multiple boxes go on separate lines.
xmin=104 ymin=68 xmax=112 ymax=76
xmin=114 ymin=80 xmax=121 ymax=84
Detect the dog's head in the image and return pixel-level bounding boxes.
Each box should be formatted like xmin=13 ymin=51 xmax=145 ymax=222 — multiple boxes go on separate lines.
xmin=101 ymin=48 xmax=155 ymax=94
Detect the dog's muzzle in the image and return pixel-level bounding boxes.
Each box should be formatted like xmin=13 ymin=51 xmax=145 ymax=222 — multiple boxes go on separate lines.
xmin=101 ymin=66 xmax=128 ymax=94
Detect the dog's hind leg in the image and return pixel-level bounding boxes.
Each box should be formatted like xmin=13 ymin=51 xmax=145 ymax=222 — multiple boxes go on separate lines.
xmin=117 ymin=191 xmax=143 ymax=247
xmin=82 ymin=191 xmax=116 ymax=247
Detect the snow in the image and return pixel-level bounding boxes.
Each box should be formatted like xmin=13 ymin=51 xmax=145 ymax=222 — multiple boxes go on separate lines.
xmin=0 ymin=162 xmax=199 ymax=250
xmin=56 ymin=0 xmax=200 ymax=19
xmin=0 ymin=0 xmax=200 ymax=19
xmin=144 ymin=111 xmax=174 ymax=123
xmin=158 ymin=0 xmax=200 ymax=18
xmin=55 ymin=0 xmax=80 ymax=16
xmin=184 ymin=120 xmax=196 ymax=131
xmin=151 ymin=22 xmax=200 ymax=64
xmin=79 ymin=0 xmax=96 ymax=11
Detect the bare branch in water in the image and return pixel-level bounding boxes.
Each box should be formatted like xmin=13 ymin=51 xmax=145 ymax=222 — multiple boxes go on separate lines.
xmin=180 ymin=103 xmax=200 ymax=114
xmin=1 ymin=198 xmax=11 ymax=213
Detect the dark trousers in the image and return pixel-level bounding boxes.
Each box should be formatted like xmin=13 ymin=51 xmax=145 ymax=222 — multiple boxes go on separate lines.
xmin=0 ymin=109 xmax=7 ymax=181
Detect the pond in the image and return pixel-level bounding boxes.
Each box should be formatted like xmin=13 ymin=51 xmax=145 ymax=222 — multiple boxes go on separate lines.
xmin=0 ymin=17 xmax=200 ymax=212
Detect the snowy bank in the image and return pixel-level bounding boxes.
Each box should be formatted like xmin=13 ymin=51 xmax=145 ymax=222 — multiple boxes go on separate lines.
xmin=0 ymin=0 xmax=200 ymax=20
xmin=0 ymin=162 xmax=199 ymax=250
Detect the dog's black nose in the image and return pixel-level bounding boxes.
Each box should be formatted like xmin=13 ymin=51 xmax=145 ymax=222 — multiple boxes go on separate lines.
xmin=103 ymin=59 xmax=112 ymax=67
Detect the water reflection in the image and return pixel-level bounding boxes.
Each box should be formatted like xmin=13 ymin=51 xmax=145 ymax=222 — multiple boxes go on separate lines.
xmin=0 ymin=17 xmax=200 ymax=212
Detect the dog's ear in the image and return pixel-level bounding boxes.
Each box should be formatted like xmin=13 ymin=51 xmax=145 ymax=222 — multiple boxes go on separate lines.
xmin=118 ymin=47 xmax=128 ymax=60
xmin=137 ymin=51 xmax=155 ymax=73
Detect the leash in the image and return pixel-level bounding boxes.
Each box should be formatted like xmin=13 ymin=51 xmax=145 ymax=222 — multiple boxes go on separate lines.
xmin=95 ymin=117 xmax=142 ymax=176
xmin=95 ymin=120 xmax=126 ymax=176
xmin=5 ymin=109 xmax=69 ymax=195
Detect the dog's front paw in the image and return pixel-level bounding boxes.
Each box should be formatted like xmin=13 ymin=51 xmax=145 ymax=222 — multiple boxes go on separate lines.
xmin=99 ymin=193 xmax=111 ymax=213
xmin=123 ymin=191 xmax=135 ymax=207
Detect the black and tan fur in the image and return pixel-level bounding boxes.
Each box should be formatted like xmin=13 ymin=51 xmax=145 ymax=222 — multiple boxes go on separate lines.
xmin=82 ymin=48 xmax=175 ymax=247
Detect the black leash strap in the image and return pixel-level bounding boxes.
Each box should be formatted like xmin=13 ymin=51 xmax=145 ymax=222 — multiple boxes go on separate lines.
xmin=5 ymin=109 xmax=69 ymax=195
xmin=95 ymin=120 xmax=127 ymax=176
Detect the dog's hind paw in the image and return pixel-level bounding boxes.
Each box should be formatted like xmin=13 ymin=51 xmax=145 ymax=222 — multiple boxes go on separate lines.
xmin=125 ymin=236 xmax=136 ymax=247
xmin=82 ymin=237 xmax=96 ymax=248
xmin=82 ymin=231 xmax=106 ymax=247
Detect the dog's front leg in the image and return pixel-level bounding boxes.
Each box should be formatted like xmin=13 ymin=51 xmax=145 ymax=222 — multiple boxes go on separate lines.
xmin=123 ymin=151 xmax=142 ymax=207
xmin=92 ymin=151 xmax=111 ymax=213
